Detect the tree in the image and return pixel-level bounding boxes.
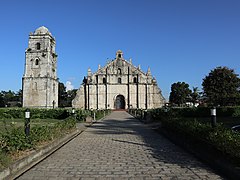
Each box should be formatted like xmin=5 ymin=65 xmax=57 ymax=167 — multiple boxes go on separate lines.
xmin=191 ymin=87 xmax=200 ymax=106
xmin=58 ymin=82 xmax=77 ymax=107
xmin=0 ymin=90 xmax=22 ymax=107
xmin=169 ymin=82 xmax=192 ymax=106
xmin=66 ymin=89 xmax=77 ymax=107
xmin=0 ymin=92 xmax=4 ymax=107
xmin=202 ymin=66 xmax=240 ymax=106
xmin=58 ymin=82 xmax=67 ymax=107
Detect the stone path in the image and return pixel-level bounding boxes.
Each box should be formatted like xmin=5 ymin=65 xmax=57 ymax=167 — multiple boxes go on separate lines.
xmin=17 ymin=111 xmax=223 ymax=179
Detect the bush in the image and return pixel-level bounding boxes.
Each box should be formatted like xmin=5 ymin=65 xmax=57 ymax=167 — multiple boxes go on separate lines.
xmin=0 ymin=127 xmax=32 ymax=152
xmin=0 ymin=108 xmax=70 ymax=120
xmin=0 ymin=117 xmax=76 ymax=154
xmin=148 ymin=107 xmax=240 ymax=118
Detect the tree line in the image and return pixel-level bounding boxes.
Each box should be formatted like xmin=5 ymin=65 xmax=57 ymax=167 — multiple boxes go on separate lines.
xmin=169 ymin=66 xmax=240 ymax=107
xmin=1 ymin=66 xmax=240 ymax=108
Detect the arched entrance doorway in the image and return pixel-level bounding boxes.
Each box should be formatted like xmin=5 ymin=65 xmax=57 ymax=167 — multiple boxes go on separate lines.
xmin=115 ymin=95 xmax=125 ymax=109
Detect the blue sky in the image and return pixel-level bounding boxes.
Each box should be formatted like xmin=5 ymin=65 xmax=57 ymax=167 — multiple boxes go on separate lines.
xmin=0 ymin=0 xmax=240 ymax=99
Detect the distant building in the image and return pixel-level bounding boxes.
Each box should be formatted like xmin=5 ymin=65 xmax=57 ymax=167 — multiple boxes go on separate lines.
xmin=73 ymin=50 xmax=165 ymax=110
xmin=22 ymin=26 xmax=58 ymax=108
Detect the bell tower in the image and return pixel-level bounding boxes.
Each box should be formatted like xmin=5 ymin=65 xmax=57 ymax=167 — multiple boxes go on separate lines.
xmin=22 ymin=26 xmax=58 ymax=108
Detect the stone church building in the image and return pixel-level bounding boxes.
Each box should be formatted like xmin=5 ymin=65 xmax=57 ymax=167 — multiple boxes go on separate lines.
xmin=22 ymin=26 xmax=58 ymax=108
xmin=72 ymin=50 xmax=165 ymax=110
xmin=22 ymin=27 xmax=165 ymax=109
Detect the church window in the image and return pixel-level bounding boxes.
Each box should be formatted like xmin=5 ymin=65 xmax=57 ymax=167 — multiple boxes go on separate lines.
xmin=36 ymin=43 xmax=41 ymax=50
xmin=35 ymin=59 xmax=39 ymax=66
xmin=133 ymin=77 xmax=137 ymax=83
xmin=118 ymin=54 xmax=121 ymax=58
xmin=118 ymin=68 xmax=122 ymax=75
xmin=103 ymin=77 xmax=106 ymax=84
xmin=118 ymin=78 xmax=122 ymax=84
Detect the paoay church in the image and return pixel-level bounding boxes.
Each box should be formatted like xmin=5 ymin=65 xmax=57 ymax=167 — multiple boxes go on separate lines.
xmin=72 ymin=50 xmax=165 ymax=110
xmin=22 ymin=26 xmax=165 ymax=109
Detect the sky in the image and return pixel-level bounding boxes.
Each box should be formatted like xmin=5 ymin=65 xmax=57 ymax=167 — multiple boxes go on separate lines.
xmin=0 ymin=0 xmax=240 ymax=99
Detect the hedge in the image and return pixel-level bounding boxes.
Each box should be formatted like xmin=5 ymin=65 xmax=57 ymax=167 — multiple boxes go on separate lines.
xmin=0 ymin=108 xmax=70 ymax=120
xmin=0 ymin=108 xmax=111 ymax=121
xmin=148 ymin=106 xmax=240 ymax=118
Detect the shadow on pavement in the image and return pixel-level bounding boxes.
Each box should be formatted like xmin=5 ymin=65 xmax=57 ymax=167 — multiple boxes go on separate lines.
xmin=88 ymin=111 xmax=222 ymax=176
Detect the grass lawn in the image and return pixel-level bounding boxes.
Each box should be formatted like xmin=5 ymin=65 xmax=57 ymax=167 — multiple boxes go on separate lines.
xmin=0 ymin=118 xmax=62 ymax=132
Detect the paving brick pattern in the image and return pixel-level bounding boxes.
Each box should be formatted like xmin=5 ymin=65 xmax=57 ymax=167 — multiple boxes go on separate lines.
xmin=17 ymin=111 xmax=223 ymax=179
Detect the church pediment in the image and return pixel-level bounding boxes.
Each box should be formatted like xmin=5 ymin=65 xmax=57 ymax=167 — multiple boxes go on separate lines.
xmin=93 ymin=50 xmax=147 ymax=77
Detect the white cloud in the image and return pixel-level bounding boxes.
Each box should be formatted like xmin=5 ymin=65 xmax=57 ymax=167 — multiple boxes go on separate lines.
xmin=66 ymin=81 xmax=74 ymax=91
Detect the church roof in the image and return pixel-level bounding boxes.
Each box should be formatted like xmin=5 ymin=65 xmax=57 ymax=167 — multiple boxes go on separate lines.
xmin=34 ymin=26 xmax=52 ymax=36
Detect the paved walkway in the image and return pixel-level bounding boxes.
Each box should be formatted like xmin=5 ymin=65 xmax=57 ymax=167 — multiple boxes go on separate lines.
xmin=18 ymin=111 xmax=223 ymax=179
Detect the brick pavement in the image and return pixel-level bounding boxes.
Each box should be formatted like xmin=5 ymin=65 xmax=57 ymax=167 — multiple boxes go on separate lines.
xmin=17 ymin=111 xmax=223 ymax=179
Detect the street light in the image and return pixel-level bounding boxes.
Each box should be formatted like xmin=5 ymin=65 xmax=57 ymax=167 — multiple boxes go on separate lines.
xmin=71 ymin=108 xmax=76 ymax=120
xmin=25 ymin=108 xmax=30 ymax=136
xmin=210 ymin=107 xmax=217 ymax=128
xmin=72 ymin=108 xmax=75 ymax=114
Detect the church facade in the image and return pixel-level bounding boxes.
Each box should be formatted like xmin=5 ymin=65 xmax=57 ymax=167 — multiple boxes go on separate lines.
xmin=22 ymin=26 xmax=58 ymax=108
xmin=72 ymin=50 xmax=165 ymax=110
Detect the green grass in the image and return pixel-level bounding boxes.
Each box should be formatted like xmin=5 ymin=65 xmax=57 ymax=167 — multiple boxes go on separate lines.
xmin=0 ymin=119 xmax=62 ymax=133
xmin=0 ymin=151 xmax=11 ymax=170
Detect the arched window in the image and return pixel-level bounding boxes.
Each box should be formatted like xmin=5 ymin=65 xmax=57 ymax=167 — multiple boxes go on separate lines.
xmin=118 ymin=54 xmax=122 ymax=58
xmin=103 ymin=77 xmax=106 ymax=84
xmin=36 ymin=43 xmax=41 ymax=50
xmin=133 ymin=77 xmax=137 ymax=83
xmin=118 ymin=68 xmax=122 ymax=75
xmin=118 ymin=78 xmax=122 ymax=84
xmin=35 ymin=59 xmax=39 ymax=66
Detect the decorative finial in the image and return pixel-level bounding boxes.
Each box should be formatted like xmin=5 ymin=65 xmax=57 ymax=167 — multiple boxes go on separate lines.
xmin=147 ymin=67 xmax=152 ymax=76
xmin=129 ymin=58 xmax=132 ymax=64
xmin=138 ymin=65 xmax=141 ymax=70
xmin=98 ymin=64 xmax=101 ymax=70
xmin=87 ymin=67 xmax=92 ymax=76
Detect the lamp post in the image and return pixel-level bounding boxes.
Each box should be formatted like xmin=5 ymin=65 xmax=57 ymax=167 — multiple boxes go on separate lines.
xmin=72 ymin=108 xmax=76 ymax=119
xmin=211 ymin=107 xmax=217 ymax=128
xmin=72 ymin=108 xmax=75 ymax=114
xmin=25 ymin=108 xmax=31 ymax=136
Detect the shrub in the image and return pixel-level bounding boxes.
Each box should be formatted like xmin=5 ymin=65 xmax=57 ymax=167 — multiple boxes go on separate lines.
xmin=0 ymin=116 xmax=76 ymax=154
xmin=157 ymin=111 xmax=240 ymax=161
xmin=148 ymin=107 xmax=240 ymax=119
xmin=0 ymin=108 xmax=70 ymax=120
